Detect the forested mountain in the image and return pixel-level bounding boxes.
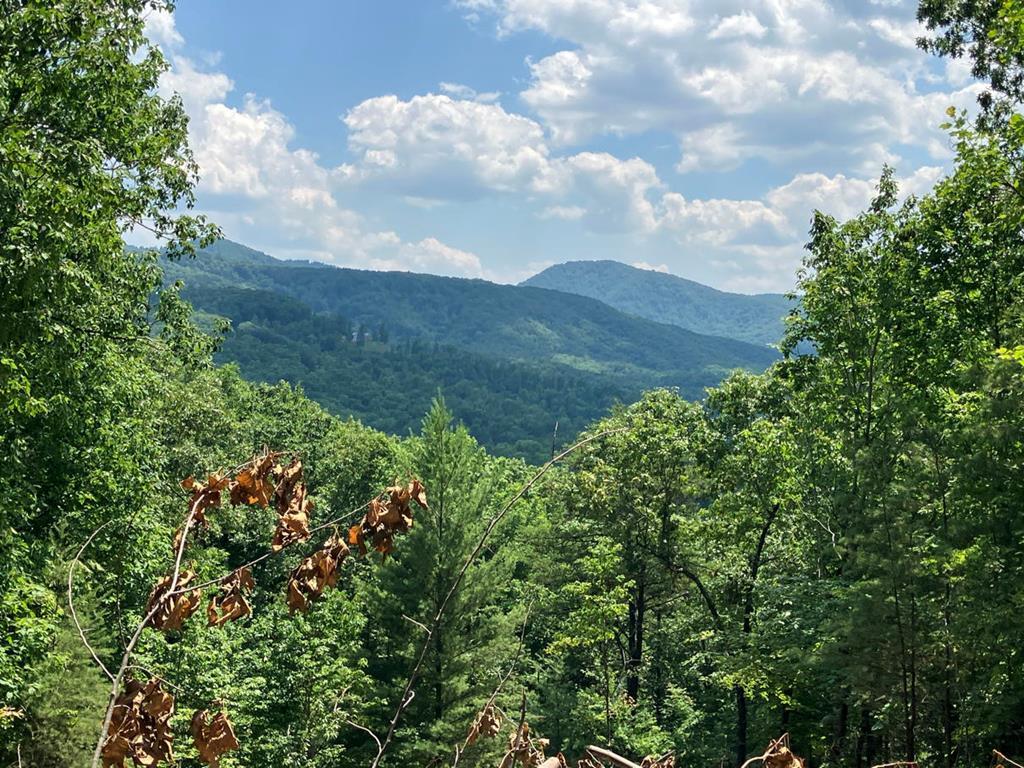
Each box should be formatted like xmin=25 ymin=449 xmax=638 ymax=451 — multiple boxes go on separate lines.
xmin=186 ymin=285 xmax=635 ymax=463
xmin=523 ymin=260 xmax=793 ymax=345
xmin=164 ymin=240 xmax=779 ymax=387
xmin=5 ymin=3 xmax=1024 ymax=768
xmin=160 ymin=240 xmax=777 ymax=462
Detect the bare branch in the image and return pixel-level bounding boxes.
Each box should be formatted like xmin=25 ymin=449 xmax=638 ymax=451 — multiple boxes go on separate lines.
xmin=994 ymin=752 xmax=1024 ymax=768
xmin=90 ymin=493 xmax=206 ymax=768
xmin=346 ymin=719 xmax=384 ymax=761
xmin=585 ymin=745 xmax=643 ymax=768
xmin=68 ymin=520 xmax=116 ymax=683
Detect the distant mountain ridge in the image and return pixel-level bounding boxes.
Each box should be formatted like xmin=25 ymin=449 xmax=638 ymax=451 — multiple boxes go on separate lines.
xmin=164 ymin=241 xmax=778 ymax=389
xmin=522 ymin=260 xmax=793 ymax=346
xmin=159 ymin=240 xmax=780 ymax=461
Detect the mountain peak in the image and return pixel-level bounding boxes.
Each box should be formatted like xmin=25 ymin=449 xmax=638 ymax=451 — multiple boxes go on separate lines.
xmin=522 ymin=260 xmax=792 ymax=346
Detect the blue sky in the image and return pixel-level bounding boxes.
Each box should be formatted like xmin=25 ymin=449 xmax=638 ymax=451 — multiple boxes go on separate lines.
xmin=138 ymin=0 xmax=982 ymax=292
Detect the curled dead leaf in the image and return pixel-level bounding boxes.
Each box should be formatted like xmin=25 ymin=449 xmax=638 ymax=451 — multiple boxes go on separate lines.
xmin=272 ymin=480 xmax=313 ymax=551
xmin=145 ymin=570 xmax=202 ymax=632
xmin=467 ymin=703 xmax=502 ymax=745
xmin=348 ymin=479 xmax=424 ymax=558
xmin=207 ymin=567 xmax=255 ymax=626
xmin=499 ymin=722 xmax=549 ymax=768
xmin=230 ymin=449 xmax=281 ymax=507
xmin=181 ymin=473 xmax=230 ymax=526
xmin=100 ymin=678 xmax=175 ymax=767
xmin=286 ymin=532 xmax=349 ymax=613
xmin=273 ymin=459 xmax=304 ymax=515
xmin=191 ymin=708 xmax=239 ymax=767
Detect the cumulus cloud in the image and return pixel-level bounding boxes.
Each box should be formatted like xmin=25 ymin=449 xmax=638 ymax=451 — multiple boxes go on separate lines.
xmin=439 ymin=82 xmax=502 ymax=103
xmin=139 ymin=4 xmax=965 ymax=293
xmin=368 ymin=237 xmax=484 ymax=277
xmin=139 ymin=12 xmax=486 ymax=278
xmin=460 ymin=0 xmax=984 ymax=172
xmin=341 ymin=93 xmax=664 ymax=232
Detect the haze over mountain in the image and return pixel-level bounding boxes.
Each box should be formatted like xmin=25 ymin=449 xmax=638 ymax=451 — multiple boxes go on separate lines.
xmin=522 ymin=260 xmax=793 ymax=346
xmin=164 ymin=241 xmax=781 ymax=461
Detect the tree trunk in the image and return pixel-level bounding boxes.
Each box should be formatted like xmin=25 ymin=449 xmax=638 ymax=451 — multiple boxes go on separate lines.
xmin=735 ymin=684 xmax=748 ymax=767
xmin=626 ymin=579 xmax=645 ymax=702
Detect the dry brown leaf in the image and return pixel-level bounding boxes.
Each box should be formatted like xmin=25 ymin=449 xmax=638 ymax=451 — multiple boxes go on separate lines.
xmin=349 ymin=479 xmax=424 ymax=558
xmin=501 ymin=722 xmax=549 ymax=768
xmin=760 ymin=736 xmax=805 ymax=768
xmin=0 ymin=706 xmax=23 ymax=720
xmin=181 ymin=473 xmax=230 ymax=526
xmin=467 ymin=703 xmax=502 ymax=745
xmin=286 ymin=532 xmax=349 ymax=613
xmin=207 ymin=567 xmax=255 ymax=626
xmin=100 ymin=678 xmax=174 ymax=767
xmin=272 ymin=480 xmax=313 ymax=551
xmin=273 ymin=459 xmax=304 ymax=515
xmin=230 ymin=449 xmax=281 ymax=507
xmin=145 ymin=570 xmax=202 ymax=632
xmin=191 ymin=708 xmax=239 ymax=767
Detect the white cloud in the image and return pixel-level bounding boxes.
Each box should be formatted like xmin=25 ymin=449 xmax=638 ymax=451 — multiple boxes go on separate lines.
xmin=540 ymin=205 xmax=586 ymax=220
xmin=143 ymin=7 xmax=184 ymax=49
xmin=344 ymin=94 xmax=555 ymax=195
xmin=464 ymin=0 xmax=983 ymax=173
xmin=439 ymin=82 xmax=502 ymax=103
xmin=631 ymin=261 xmax=670 ymax=272
xmin=370 ymin=237 xmax=484 ymax=277
xmin=341 ymin=93 xmax=663 ymax=232
xmin=709 ymin=12 xmax=767 ymax=40
xmin=142 ymin=18 xmax=488 ymax=278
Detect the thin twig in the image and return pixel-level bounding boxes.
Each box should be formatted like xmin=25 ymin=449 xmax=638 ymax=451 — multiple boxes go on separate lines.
xmin=995 ymin=751 xmax=1024 ymax=768
xmin=168 ymin=500 xmax=372 ymax=596
xmin=68 ymin=521 xmax=116 ymax=683
xmin=90 ymin=493 xmax=204 ymax=768
xmin=368 ymin=427 xmax=625 ymax=768
xmin=346 ymin=719 xmax=383 ymax=758
xmin=401 ymin=614 xmax=431 ymax=634
xmin=512 ymin=688 xmax=527 ymax=753
xmin=584 ymin=745 xmax=642 ymax=768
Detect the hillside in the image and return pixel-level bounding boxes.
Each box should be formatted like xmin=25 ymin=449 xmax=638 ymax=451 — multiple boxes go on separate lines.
xmin=162 ymin=241 xmax=778 ymax=459
xmin=522 ymin=260 xmax=793 ymax=345
xmin=164 ymin=241 xmax=779 ymax=391
xmin=186 ymin=285 xmax=636 ymax=463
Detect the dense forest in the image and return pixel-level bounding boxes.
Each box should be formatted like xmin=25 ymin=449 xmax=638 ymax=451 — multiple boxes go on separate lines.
xmin=2 ymin=2 xmax=1024 ymax=768
xmin=185 ymin=284 xmax=635 ymax=463
xmin=159 ymin=240 xmax=780 ymax=464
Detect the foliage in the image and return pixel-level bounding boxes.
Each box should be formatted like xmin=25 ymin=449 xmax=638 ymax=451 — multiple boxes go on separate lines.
xmin=6 ymin=0 xmax=1024 ymax=767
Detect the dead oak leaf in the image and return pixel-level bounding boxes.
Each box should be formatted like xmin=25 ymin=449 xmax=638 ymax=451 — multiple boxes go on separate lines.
xmin=207 ymin=567 xmax=255 ymax=627
xmin=145 ymin=570 xmax=202 ymax=632
xmin=191 ymin=709 xmax=239 ymax=767
xmin=286 ymin=533 xmax=349 ymax=613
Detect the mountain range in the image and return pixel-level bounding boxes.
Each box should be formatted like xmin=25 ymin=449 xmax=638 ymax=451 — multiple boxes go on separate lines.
xmin=162 ymin=240 xmax=785 ymax=461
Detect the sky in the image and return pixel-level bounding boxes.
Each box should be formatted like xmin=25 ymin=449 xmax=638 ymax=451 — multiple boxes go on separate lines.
xmin=135 ymin=0 xmax=984 ymax=293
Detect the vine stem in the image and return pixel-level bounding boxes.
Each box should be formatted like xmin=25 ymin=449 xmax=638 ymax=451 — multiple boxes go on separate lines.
xmin=368 ymin=427 xmax=625 ymax=768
